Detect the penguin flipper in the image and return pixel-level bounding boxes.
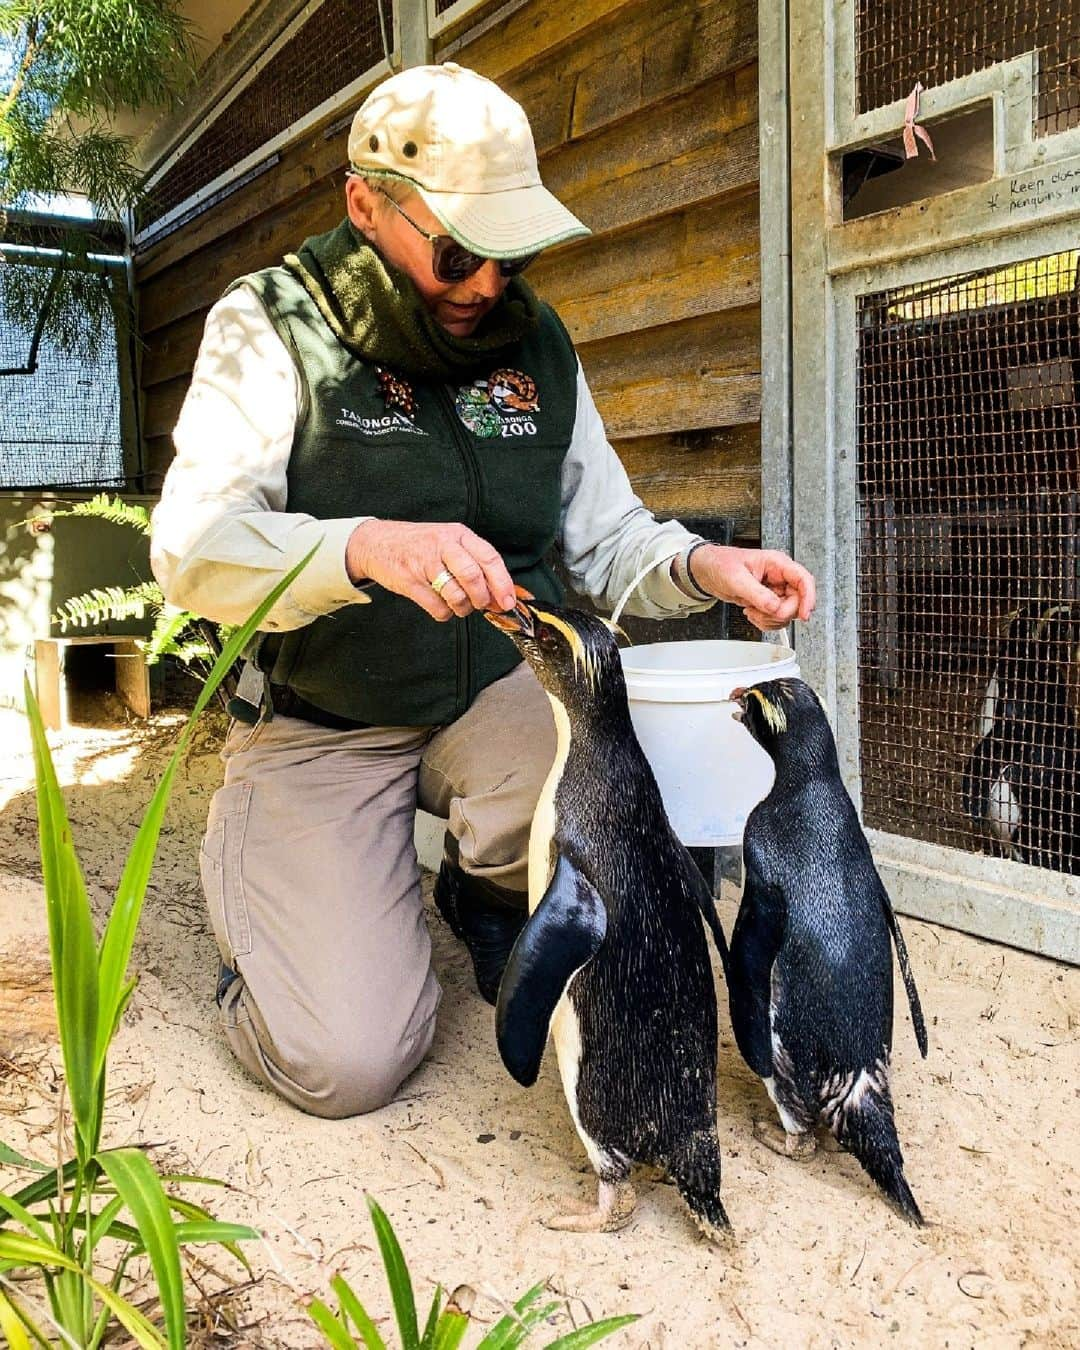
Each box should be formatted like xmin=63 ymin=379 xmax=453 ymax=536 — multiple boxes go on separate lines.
xmin=728 ymin=861 xmax=786 ymax=1080
xmin=877 ymin=885 xmax=929 ymax=1059
xmin=495 ymin=853 xmax=607 ymax=1087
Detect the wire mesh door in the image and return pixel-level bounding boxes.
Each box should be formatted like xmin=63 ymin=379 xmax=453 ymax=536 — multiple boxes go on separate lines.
xmin=857 ymin=251 xmax=1080 ymax=882
xmin=856 ymin=2 xmax=1080 ymax=135
xmin=785 ymin=1 xmax=1080 ymax=960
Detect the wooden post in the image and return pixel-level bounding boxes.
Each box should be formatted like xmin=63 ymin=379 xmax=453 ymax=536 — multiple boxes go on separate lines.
xmin=33 ymin=638 xmax=63 ymax=731
xmin=112 ymin=639 xmax=152 ymax=719
xmin=397 ymin=0 xmax=431 ymax=68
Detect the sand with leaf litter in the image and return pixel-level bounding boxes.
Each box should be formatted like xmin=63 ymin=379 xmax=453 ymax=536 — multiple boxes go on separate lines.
xmin=0 ymin=694 xmax=1077 ymax=1348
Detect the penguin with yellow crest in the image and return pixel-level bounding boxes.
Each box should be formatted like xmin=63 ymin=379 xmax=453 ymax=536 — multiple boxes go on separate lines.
xmin=729 ymin=677 xmax=928 ymax=1223
xmin=485 ymin=594 xmax=730 ymax=1238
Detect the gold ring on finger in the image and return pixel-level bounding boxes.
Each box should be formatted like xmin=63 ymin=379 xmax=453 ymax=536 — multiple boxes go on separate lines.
xmin=430 ymin=568 xmax=454 ymax=597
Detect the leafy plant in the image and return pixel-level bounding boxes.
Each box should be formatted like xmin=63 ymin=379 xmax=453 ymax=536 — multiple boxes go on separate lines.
xmin=308 ymin=1196 xmax=637 ymax=1350
xmin=1 ymin=1 xmax=197 ymax=360
xmin=40 ymin=494 xmax=233 ymax=680
xmin=0 ymin=556 xmax=312 ymax=1346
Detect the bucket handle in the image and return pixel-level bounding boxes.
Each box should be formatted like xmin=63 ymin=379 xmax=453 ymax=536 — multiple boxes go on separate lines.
xmin=611 ymin=545 xmax=686 ymax=627
xmin=612 ymin=552 xmax=795 ymax=658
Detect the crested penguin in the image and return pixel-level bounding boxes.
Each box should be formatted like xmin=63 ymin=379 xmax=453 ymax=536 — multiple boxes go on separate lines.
xmin=484 ymin=596 xmax=731 ymax=1238
xmin=728 ymin=677 xmax=928 ymax=1224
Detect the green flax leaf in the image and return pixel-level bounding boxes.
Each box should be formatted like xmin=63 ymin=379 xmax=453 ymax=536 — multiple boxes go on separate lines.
xmin=331 ymin=1274 xmax=388 ymax=1350
xmin=98 ymin=1149 xmax=184 ymax=1350
xmin=23 ymin=680 xmax=101 ymax=1156
xmin=366 ymin=1196 xmax=419 ymax=1350
xmin=0 ymin=1232 xmax=164 ymax=1348
xmin=543 ymin=1316 xmax=640 ymax=1349
xmin=0 ymin=1287 xmax=33 ymax=1349
xmin=307 ymin=1298 xmax=361 ymax=1350
xmin=0 ymin=1143 xmax=48 ymax=1173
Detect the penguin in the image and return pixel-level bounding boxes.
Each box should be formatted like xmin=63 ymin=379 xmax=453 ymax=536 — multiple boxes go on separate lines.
xmin=727 ymin=677 xmax=928 ymax=1224
xmin=961 ymin=601 xmax=1080 ymax=875
xmin=484 ymin=596 xmax=731 ymax=1238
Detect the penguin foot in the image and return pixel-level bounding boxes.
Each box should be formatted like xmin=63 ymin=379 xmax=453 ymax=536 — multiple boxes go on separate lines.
xmin=753 ymin=1119 xmax=817 ymax=1161
xmin=817 ymin=1129 xmax=846 ymax=1153
xmin=542 ymin=1179 xmax=636 ymax=1233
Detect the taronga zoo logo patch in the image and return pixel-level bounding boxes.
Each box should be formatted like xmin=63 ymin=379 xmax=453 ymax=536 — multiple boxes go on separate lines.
xmin=454 ymin=368 xmax=540 ymax=439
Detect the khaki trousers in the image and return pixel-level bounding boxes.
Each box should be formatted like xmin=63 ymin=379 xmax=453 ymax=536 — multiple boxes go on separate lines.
xmin=200 ymin=662 xmax=555 ymax=1118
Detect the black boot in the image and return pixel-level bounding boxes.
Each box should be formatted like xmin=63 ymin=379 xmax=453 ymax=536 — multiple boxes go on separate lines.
xmin=433 ymin=860 xmax=527 ymax=1005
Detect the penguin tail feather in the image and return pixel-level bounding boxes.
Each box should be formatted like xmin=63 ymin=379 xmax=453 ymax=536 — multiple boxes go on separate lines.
xmin=671 ymin=1129 xmax=731 ymax=1241
xmin=841 ymin=1088 xmax=923 ymax=1226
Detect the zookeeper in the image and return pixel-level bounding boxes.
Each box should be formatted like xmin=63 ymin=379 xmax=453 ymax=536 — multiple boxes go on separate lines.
xmin=150 ymin=63 xmax=816 ymax=1120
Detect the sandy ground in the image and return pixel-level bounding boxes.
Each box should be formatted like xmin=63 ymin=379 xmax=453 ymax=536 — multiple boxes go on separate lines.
xmin=1 ymin=692 xmax=1078 ymax=1349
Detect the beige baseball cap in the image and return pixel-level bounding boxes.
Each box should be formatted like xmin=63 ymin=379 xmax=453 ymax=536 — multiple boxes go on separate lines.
xmin=347 ymin=62 xmax=589 ymax=258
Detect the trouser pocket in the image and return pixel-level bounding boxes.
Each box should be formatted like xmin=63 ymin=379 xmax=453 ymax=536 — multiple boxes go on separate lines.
xmin=199 ymin=780 xmax=254 ymax=965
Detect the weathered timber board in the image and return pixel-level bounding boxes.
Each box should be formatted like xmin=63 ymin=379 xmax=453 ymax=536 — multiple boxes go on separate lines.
xmin=142 ymin=377 xmax=190 ymax=442
xmin=501 ymin=0 xmax=757 ymax=153
xmin=438 ymin=0 xmax=641 ymax=84
xmin=532 ymin=192 xmax=759 ymax=346
xmin=620 ymin=423 xmax=761 ymax=535
xmin=144 ymin=435 xmax=174 ymax=484
xmin=139 ymin=181 xmax=342 ymax=335
xmin=141 ymin=308 xmax=213 ymax=389
xmin=541 ymin=67 xmax=756 ymax=212
xmin=581 ymin=305 xmax=761 ymax=438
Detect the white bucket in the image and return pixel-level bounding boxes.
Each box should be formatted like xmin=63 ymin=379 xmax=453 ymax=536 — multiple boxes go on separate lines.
xmin=620 ymin=639 xmax=800 ymax=846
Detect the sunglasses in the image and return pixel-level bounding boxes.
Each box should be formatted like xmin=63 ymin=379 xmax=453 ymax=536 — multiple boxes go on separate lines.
xmin=376 ymin=187 xmax=539 ymax=284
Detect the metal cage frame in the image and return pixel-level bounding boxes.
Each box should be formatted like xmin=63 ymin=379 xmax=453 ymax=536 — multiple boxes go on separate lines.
xmin=767 ymin=0 xmax=1080 ymax=961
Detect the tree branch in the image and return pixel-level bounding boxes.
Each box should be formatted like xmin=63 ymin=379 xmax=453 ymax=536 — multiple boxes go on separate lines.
xmin=1 ymin=18 xmax=42 ymax=122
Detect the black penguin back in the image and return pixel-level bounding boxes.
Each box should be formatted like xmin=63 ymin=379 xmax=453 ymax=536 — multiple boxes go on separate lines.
xmin=731 ymin=678 xmax=926 ymax=1223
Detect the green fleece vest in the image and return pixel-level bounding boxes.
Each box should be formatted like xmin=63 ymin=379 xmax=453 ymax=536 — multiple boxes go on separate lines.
xmin=241 ymin=266 xmax=577 ymax=726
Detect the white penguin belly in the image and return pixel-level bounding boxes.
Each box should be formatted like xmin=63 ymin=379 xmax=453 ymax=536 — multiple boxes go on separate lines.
xmin=527 ymin=694 xmax=616 ymax=1174
xmin=552 ymin=994 xmax=616 ymax=1174
xmin=527 ymin=695 xmax=571 ymax=913
xmin=987 ymin=770 xmax=1021 ymax=843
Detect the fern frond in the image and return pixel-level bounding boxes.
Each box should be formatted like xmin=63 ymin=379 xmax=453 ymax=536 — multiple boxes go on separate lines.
xmin=52 ymin=581 xmax=163 ymax=631
xmin=142 ymin=608 xmax=199 ymax=665
xmin=45 ymin=493 xmax=152 ymax=534
xmin=159 ymin=638 xmax=217 ymax=668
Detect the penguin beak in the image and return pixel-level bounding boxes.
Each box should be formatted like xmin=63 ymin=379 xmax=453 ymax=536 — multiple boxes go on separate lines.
xmin=729 ymin=686 xmax=748 ymax=722
xmin=484 ymin=584 xmax=536 ymax=638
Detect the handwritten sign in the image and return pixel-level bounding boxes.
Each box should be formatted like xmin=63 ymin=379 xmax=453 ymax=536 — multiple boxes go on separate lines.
xmin=996 ymin=161 xmax=1080 ymax=213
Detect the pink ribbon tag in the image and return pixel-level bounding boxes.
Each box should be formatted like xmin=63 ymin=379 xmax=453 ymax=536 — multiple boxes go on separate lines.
xmin=902 ymin=81 xmax=936 ymax=160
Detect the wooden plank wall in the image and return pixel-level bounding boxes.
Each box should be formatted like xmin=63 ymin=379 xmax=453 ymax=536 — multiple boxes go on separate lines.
xmin=135 ymin=0 xmax=761 ymax=539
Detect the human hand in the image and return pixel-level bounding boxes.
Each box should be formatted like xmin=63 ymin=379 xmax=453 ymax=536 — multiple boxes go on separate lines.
xmin=345 ymin=519 xmax=517 ymax=622
xmin=684 ymin=544 xmax=816 ymax=631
